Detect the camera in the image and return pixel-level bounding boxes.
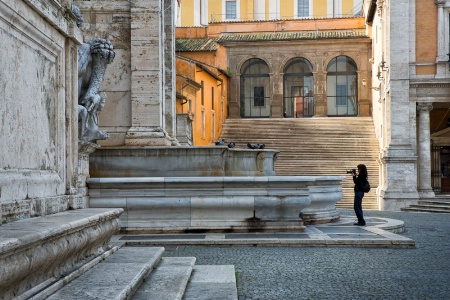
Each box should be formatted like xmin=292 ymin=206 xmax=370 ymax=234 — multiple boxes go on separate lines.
xmin=346 ymin=169 xmax=356 ymax=174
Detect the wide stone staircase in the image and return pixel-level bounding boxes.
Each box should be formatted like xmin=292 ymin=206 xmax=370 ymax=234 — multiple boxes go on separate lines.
xmin=401 ymin=195 xmax=450 ymax=213
xmin=34 ymin=245 xmax=237 ymax=300
xmin=220 ymin=117 xmax=380 ymax=209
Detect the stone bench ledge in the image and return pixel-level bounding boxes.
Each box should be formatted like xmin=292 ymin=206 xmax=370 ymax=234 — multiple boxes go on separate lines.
xmin=0 ymin=208 xmax=123 ymax=299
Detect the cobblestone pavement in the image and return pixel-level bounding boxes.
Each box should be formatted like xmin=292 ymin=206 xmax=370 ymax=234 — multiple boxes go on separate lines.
xmin=162 ymin=209 xmax=450 ymax=300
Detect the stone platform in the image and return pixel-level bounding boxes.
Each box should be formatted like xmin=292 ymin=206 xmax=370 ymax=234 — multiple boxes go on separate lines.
xmin=114 ymin=215 xmax=415 ymax=248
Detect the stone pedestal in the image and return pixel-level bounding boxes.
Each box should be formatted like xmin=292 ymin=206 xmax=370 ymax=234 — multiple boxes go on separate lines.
xmin=74 ymin=142 xmax=100 ymax=209
xmin=379 ymin=145 xmax=420 ymax=211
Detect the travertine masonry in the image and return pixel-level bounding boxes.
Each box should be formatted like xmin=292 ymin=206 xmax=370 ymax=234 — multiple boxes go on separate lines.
xmin=75 ymin=0 xmax=178 ymax=146
xmin=1 ymin=0 xmax=82 ymax=221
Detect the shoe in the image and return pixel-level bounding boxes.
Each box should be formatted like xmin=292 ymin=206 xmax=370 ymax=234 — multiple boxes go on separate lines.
xmin=353 ymin=222 xmax=366 ymax=226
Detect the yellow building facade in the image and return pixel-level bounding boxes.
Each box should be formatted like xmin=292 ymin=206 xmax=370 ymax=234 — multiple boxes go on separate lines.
xmin=178 ymin=0 xmax=363 ymax=26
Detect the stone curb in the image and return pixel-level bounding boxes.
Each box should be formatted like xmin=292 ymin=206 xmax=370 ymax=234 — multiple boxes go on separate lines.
xmin=115 ymin=217 xmax=415 ymax=248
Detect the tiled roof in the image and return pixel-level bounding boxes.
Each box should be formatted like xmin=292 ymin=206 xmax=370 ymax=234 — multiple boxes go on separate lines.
xmin=176 ymin=38 xmax=218 ymax=52
xmin=216 ymin=30 xmax=367 ymax=43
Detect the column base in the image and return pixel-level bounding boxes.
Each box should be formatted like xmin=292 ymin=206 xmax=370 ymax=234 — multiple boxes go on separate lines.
xmin=379 ymin=189 xmax=420 ymax=211
xmin=418 ymin=189 xmax=435 ymax=199
xmin=125 ymin=127 xmax=177 ymax=146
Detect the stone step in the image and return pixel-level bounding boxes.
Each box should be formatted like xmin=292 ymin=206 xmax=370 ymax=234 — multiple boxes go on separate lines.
xmin=182 ymin=265 xmax=238 ymax=300
xmin=408 ymin=204 xmax=450 ymax=210
xmin=433 ymin=195 xmax=450 ymax=201
xmin=423 ymin=198 xmax=450 ymax=203
xmin=0 ymin=208 xmax=123 ymax=300
xmin=132 ymin=257 xmax=196 ymax=300
xmin=220 ymin=117 xmax=380 ymax=209
xmin=401 ymin=207 xmax=450 ymax=213
xmin=418 ymin=200 xmax=450 ymax=206
xmin=46 ymin=247 xmax=165 ymax=300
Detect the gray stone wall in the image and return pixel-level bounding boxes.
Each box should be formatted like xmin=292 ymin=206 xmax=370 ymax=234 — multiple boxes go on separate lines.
xmin=0 ymin=0 xmax=82 ymax=222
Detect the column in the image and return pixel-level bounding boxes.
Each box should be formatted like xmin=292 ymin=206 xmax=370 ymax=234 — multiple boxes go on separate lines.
xmin=417 ymin=103 xmax=435 ymax=198
xmin=125 ymin=0 xmax=176 ymax=146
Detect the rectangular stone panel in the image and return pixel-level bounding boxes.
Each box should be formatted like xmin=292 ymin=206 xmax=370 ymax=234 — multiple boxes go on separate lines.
xmin=127 ymin=197 xmax=191 ymax=228
xmin=190 ymin=196 xmax=254 ymax=223
xmin=255 ymin=196 xmax=307 ymax=220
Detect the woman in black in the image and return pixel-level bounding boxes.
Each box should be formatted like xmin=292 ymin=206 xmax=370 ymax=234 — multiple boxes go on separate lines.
xmin=352 ymin=164 xmax=368 ymax=226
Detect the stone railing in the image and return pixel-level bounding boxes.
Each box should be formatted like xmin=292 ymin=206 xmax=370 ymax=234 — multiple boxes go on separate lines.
xmin=88 ymin=176 xmax=344 ymax=233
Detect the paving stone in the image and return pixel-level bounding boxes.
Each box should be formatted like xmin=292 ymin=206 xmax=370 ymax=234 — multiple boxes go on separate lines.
xmin=161 ymin=209 xmax=450 ymax=299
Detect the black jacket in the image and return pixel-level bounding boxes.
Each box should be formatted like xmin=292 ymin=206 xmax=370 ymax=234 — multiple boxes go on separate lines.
xmin=353 ymin=175 xmax=368 ymax=192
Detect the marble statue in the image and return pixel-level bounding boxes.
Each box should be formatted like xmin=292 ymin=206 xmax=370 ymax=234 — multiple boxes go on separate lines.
xmin=77 ymin=38 xmax=115 ymax=143
xmin=73 ymin=5 xmax=115 ymax=143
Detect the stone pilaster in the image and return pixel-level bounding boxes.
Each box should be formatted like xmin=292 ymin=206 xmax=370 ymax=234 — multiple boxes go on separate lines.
xmin=125 ymin=0 xmax=175 ymax=146
xmin=164 ymin=0 xmax=177 ymax=142
xmin=378 ymin=0 xmax=420 ymax=211
xmin=313 ymin=72 xmax=327 ymax=117
xmin=417 ymin=103 xmax=435 ymax=199
xmin=436 ymin=0 xmax=447 ymax=77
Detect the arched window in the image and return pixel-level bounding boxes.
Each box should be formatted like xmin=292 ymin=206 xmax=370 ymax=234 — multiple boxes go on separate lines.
xmin=283 ymin=58 xmax=314 ymax=118
xmin=240 ymin=58 xmax=270 ymax=117
xmin=326 ymin=56 xmax=358 ymax=116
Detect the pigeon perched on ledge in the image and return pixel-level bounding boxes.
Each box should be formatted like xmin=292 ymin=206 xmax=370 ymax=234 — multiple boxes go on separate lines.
xmin=247 ymin=143 xmax=259 ymax=149
xmin=215 ymin=139 xmax=225 ymax=146
xmin=259 ymin=144 xmax=265 ymax=149
xmin=228 ymin=142 xmax=235 ymax=148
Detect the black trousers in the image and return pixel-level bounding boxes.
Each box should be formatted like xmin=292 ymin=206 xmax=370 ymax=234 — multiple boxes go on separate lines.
xmin=353 ymin=191 xmax=366 ymax=224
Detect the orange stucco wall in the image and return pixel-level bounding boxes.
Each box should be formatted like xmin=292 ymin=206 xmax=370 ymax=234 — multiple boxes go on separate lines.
xmin=176 ymin=27 xmax=208 ymax=38
xmin=176 ymin=56 xmax=229 ymax=146
xmin=416 ymin=0 xmax=437 ymax=75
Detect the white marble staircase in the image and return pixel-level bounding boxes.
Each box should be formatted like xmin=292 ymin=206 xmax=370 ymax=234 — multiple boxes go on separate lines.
xmin=37 ymin=246 xmax=238 ymax=300
xmin=219 ymin=117 xmax=380 ymax=209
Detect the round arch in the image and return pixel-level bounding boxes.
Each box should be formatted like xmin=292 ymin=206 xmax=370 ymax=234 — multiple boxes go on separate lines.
xmin=282 ymin=57 xmax=314 ymax=118
xmin=326 ymin=56 xmax=358 ymax=116
xmin=240 ymin=58 xmax=271 ymax=118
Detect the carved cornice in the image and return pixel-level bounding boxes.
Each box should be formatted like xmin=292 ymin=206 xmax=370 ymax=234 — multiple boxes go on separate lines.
xmin=410 ymin=83 xmax=450 ymax=88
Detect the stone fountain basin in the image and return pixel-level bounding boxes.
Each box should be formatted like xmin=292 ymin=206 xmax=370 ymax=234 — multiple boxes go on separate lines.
xmin=88 ymin=176 xmax=344 ymax=233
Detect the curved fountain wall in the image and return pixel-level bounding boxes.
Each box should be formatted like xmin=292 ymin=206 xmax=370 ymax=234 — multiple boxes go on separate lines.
xmin=88 ymin=147 xmax=344 ymax=232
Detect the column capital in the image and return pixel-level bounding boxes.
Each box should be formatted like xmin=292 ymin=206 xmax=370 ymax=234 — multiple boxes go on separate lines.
xmin=435 ymin=0 xmax=445 ymax=6
xmin=417 ymin=102 xmax=433 ymax=112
